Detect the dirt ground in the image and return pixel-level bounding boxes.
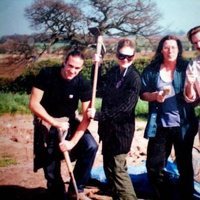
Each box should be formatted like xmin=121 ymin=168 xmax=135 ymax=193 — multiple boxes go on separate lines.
xmin=0 ymin=114 xmax=199 ymax=200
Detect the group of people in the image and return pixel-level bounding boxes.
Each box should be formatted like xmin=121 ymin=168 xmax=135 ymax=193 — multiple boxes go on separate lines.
xmin=29 ymin=25 xmax=200 ymax=200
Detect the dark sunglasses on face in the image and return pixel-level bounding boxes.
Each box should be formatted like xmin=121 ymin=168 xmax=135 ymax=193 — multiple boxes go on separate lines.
xmin=117 ymin=52 xmax=134 ymax=61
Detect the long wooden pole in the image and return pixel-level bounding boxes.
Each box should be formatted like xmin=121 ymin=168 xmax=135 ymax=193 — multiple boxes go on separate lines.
xmin=58 ymin=130 xmax=79 ymax=199
xmin=91 ymin=35 xmax=103 ymax=108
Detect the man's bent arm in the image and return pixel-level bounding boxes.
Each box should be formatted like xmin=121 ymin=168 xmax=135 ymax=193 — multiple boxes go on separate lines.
xmin=29 ymin=87 xmax=68 ymax=130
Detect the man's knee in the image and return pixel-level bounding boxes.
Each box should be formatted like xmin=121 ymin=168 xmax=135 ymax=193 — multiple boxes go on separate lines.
xmin=88 ymin=138 xmax=98 ymax=154
xmin=84 ymin=132 xmax=98 ymax=153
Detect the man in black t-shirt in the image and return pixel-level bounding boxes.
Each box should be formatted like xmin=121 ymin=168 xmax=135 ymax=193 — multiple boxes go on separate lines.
xmin=29 ymin=50 xmax=98 ymax=200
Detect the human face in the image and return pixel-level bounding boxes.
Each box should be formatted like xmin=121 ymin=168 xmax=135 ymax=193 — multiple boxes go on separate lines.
xmin=161 ymin=39 xmax=179 ymax=62
xmin=191 ymin=31 xmax=200 ymax=51
xmin=116 ymin=46 xmax=135 ymax=70
xmin=61 ymin=55 xmax=84 ymax=80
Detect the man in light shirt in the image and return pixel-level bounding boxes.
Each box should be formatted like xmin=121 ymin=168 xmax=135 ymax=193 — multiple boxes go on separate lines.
xmin=184 ymin=25 xmax=200 ymax=104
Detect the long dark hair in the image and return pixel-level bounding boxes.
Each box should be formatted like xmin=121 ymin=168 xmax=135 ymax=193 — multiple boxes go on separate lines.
xmin=151 ymin=35 xmax=183 ymax=65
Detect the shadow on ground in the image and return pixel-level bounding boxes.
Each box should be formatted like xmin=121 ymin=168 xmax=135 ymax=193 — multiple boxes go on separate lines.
xmin=0 ymin=185 xmax=48 ymax=200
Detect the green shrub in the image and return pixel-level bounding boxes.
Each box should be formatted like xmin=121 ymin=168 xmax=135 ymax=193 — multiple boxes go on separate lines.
xmin=135 ymin=99 xmax=148 ymax=119
xmin=134 ymin=58 xmax=151 ymax=74
xmin=195 ymin=106 xmax=200 ymax=118
xmin=0 ymin=92 xmax=30 ymax=115
xmin=0 ymin=78 xmax=12 ymax=92
xmin=0 ymin=58 xmax=150 ymax=93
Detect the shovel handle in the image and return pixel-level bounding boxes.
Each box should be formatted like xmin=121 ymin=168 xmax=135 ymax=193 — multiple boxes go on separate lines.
xmin=91 ymin=35 xmax=103 ymax=108
xmin=58 ymin=129 xmax=79 ymax=199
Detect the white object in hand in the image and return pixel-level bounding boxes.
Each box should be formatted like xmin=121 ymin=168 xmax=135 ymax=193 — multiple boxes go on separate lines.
xmin=163 ymin=86 xmax=171 ymax=96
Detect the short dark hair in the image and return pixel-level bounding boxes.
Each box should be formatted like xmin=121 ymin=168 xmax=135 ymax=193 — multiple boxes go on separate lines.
xmin=64 ymin=49 xmax=85 ymax=63
xmin=187 ymin=25 xmax=200 ymax=43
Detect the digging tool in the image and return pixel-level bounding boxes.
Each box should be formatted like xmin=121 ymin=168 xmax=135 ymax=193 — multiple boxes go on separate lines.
xmin=89 ymin=27 xmax=106 ymax=108
xmin=58 ymin=129 xmax=79 ymax=200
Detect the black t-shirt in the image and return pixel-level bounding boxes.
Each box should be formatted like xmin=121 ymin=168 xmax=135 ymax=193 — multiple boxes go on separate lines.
xmin=33 ymin=67 xmax=92 ymax=118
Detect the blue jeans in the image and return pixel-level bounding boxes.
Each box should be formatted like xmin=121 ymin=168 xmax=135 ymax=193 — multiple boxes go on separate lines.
xmin=43 ymin=126 xmax=98 ymax=199
xmin=146 ymin=126 xmax=196 ymax=200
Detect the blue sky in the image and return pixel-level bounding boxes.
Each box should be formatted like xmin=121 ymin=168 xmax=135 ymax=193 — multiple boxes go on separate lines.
xmin=0 ymin=0 xmax=199 ymax=37
xmin=154 ymin=0 xmax=200 ymax=33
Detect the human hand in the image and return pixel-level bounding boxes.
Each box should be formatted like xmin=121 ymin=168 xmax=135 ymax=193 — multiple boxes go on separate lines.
xmin=93 ymin=53 xmax=102 ymax=64
xmin=162 ymin=85 xmax=171 ymax=96
xmin=53 ymin=118 xmax=69 ymax=132
xmin=156 ymin=91 xmax=166 ymax=103
xmin=186 ymin=67 xmax=196 ymax=85
xmin=87 ymin=108 xmax=96 ymax=119
xmin=59 ymin=140 xmax=75 ymax=152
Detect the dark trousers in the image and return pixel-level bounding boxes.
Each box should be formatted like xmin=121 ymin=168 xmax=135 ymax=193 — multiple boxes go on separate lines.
xmin=146 ymin=126 xmax=196 ymax=200
xmin=103 ymin=153 xmax=137 ymax=200
xmin=43 ymin=127 xmax=98 ymax=199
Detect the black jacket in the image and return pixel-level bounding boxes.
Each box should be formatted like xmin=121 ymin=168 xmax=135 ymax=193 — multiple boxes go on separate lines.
xmin=94 ymin=65 xmax=141 ymax=155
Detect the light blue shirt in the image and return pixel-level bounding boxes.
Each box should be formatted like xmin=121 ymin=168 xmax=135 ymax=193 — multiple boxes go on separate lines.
xmin=157 ymin=76 xmax=180 ymax=127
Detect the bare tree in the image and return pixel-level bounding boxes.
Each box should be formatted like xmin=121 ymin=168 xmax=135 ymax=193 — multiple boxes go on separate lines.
xmin=25 ymin=0 xmax=87 ymax=46
xmin=0 ymin=0 xmax=163 ymax=80
xmin=2 ymin=35 xmax=37 ymax=61
xmin=81 ymin=0 xmax=162 ymax=37
xmin=25 ymin=0 xmax=162 ymax=42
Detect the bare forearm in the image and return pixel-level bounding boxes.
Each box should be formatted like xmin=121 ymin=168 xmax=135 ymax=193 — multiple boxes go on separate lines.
xmin=185 ymin=83 xmax=196 ymax=100
xmin=59 ymin=118 xmax=90 ymax=152
xmin=62 ymin=100 xmax=91 ymax=149
xmin=29 ymin=102 xmax=56 ymax=125
xmin=70 ymin=116 xmax=90 ymax=146
xmin=141 ymin=92 xmax=158 ymax=102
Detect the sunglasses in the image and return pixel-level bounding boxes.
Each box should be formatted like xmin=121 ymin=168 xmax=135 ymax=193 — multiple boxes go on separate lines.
xmin=117 ymin=52 xmax=134 ymax=61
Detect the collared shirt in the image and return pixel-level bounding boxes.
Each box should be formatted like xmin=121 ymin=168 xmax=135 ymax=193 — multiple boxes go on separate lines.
xmin=184 ymin=56 xmax=200 ymax=104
